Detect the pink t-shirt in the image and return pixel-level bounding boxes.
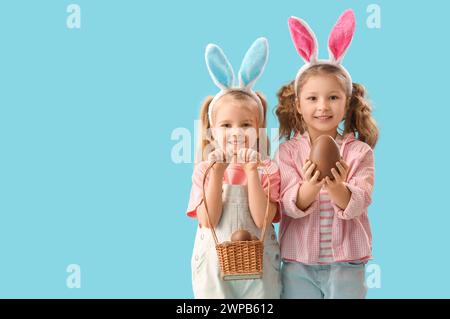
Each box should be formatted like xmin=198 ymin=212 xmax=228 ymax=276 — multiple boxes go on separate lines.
xmin=186 ymin=159 xmax=281 ymax=225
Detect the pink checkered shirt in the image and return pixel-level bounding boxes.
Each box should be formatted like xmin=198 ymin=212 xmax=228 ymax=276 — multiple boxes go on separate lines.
xmin=275 ymin=131 xmax=375 ymax=264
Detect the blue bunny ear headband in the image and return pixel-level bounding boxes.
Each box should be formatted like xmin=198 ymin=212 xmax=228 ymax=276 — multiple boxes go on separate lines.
xmin=205 ymin=37 xmax=269 ymax=124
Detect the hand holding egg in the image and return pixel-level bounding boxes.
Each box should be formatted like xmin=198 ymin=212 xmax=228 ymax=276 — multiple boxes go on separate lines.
xmin=301 ymin=159 xmax=326 ymax=188
xmin=324 ymin=159 xmax=349 ymax=188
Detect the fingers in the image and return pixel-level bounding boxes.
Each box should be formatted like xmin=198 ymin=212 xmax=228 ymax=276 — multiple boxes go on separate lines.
xmin=336 ymin=162 xmax=346 ymax=177
xmin=221 ymin=150 xmax=227 ymax=163
xmin=304 ymin=162 xmax=316 ymax=180
xmin=331 ymin=168 xmax=340 ymax=182
xmin=234 ymin=148 xmax=243 ymax=164
xmin=237 ymin=148 xmax=259 ymax=164
xmin=237 ymin=148 xmax=246 ymax=163
xmin=207 ymin=151 xmax=214 ymax=163
xmin=208 ymin=149 xmax=225 ymax=163
xmin=339 ymin=159 xmax=349 ymax=170
xmin=310 ymin=169 xmax=321 ymax=183
xmin=223 ymin=147 xmax=235 ymax=163
xmin=222 ymin=134 xmax=229 ymax=159
xmin=302 ymin=159 xmax=311 ymax=173
xmin=237 ymin=148 xmax=245 ymax=164
xmin=319 ymin=177 xmax=326 ymax=187
xmin=248 ymin=149 xmax=259 ymax=163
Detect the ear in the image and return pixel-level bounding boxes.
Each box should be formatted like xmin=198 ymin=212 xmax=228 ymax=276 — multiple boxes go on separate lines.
xmin=205 ymin=44 xmax=235 ymax=90
xmin=238 ymin=37 xmax=269 ymax=89
xmin=328 ymin=9 xmax=356 ymax=63
xmin=295 ymin=96 xmax=302 ymax=114
xmin=288 ymin=17 xmax=318 ymax=63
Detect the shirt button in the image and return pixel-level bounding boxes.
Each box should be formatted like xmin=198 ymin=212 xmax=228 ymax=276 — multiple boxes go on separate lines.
xmin=200 ymin=234 xmax=204 ymax=240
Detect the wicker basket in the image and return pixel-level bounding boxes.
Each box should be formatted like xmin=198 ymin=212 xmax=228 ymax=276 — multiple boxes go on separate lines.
xmin=201 ymin=161 xmax=271 ymax=281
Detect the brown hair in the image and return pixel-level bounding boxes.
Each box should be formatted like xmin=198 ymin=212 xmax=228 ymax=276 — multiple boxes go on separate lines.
xmin=275 ymin=64 xmax=379 ymax=148
xmin=195 ymin=91 xmax=270 ymax=162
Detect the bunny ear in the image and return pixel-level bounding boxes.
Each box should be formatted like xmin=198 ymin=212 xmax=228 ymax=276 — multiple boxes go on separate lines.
xmin=205 ymin=44 xmax=235 ymax=90
xmin=288 ymin=17 xmax=318 ymax=63
xmin=238 ymin=37 xmax=269 ymax=89
xmin=328 ymin=9 xmax=356 ymax=63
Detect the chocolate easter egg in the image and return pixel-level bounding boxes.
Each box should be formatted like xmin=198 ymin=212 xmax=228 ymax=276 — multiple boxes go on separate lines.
xmin=231 ymin=229 xmax=252 ymax=242
xmin=309 ymin=135 xmax=340 ymax=181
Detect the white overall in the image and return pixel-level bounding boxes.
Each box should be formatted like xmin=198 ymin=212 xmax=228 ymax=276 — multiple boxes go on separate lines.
xmin=191 ymin=184 xmax=282 ymax=299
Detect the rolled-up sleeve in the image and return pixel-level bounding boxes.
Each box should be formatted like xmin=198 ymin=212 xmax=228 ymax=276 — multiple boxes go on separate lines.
xmin=186 ymin=162 xmax=209 ymax=218
xmin=260 ymin=160 xmax=281 ymax=223
xmin=276 ymin=145 xmax=316 ymax=219
xmin=332 ymin=148 xmax=374 ymax=220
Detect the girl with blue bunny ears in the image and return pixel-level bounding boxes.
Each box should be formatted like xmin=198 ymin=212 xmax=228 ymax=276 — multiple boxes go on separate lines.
xmin=185 ymin=38 xmax=282 ymax=298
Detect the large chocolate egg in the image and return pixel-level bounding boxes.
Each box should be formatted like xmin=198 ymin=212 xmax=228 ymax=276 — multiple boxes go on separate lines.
xmin=231 ymin=229 xmax=252 ymax=242
xmin=309 ymin=135 xmax=340 ymax=181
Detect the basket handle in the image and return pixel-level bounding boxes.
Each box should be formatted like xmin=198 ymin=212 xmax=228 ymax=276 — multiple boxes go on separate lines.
xmin=201 ymin=160 xmax=272 ymax=244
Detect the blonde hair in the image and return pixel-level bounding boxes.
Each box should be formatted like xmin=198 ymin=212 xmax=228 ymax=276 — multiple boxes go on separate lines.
xmin=275 ymin=64 xmax=379 ymax=148
xmin=195 ymin=91 xmax=270 ymax=162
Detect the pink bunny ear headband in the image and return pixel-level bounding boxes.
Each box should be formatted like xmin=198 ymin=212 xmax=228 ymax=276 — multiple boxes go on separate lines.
xmin=288 ymin=9 xmax=356 ymax=96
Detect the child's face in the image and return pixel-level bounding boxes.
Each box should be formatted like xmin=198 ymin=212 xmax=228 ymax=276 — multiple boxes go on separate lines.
xmin=297 ymin=74 xmax=347 ymax=135
xmin=211 ymin=95 xmax=260 ymax=155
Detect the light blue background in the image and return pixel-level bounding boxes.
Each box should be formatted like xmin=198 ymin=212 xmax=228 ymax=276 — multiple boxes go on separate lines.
xmin=0 ymin=0 xmax=448 ymax=298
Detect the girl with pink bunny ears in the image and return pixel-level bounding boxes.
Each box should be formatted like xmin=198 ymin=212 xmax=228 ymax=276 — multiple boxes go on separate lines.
xmin=274 ymin=9 xmax=379 ymax=298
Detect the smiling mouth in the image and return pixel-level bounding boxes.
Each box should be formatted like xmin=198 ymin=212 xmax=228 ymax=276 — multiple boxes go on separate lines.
xmin=314 ymin=115 xmax=333 ymax=120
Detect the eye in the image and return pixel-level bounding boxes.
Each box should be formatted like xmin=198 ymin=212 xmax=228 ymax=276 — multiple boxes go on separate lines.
xmin=307 ymin=96 xmax=317 ymax=101
xmin=330 ymin=95 xmax=340 ymax=101
xmin=220 ymin=123 xmax=231 ymax=128
xmin=242 ymin=123 xmax=252 ymax=127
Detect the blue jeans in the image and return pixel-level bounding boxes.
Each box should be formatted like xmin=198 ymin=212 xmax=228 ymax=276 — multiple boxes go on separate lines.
xmin=281 ymin=260 xmax=367 ymax=299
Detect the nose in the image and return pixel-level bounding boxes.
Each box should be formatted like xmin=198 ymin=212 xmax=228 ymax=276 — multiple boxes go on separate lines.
xmin=317 ymin=98 xmax=330 ymax=111
xmin=229 ymin=127 xmax=243 ymax=137
xmin=227 ymin=130 xmax=246 ymax=145
xmin=230 ymin=134 xmax=244 ymax=144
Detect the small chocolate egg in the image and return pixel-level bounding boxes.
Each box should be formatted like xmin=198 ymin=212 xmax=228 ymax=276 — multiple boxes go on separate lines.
xmin=231 ymin=229 xmax=252 ymax=242
xmin=309 ymin=135 xmax=340 ymax=181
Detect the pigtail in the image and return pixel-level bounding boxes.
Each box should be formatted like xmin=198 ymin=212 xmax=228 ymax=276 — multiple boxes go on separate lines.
xmin=196 ymin=96 xmax=215 ymax=163
xmin=255 ymin=92 xmax=271 ymax=160
xmin=275 ymin=80 xmax=305 ymax=140
xmin=345 ymin=83 xmax=379 ymax=149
